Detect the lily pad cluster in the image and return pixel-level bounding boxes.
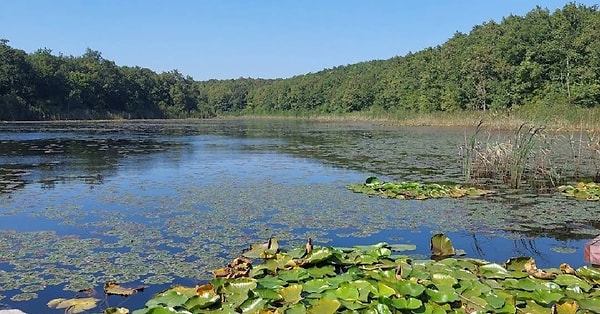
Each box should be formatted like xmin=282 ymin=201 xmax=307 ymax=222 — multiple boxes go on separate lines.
xmin=128 ymin=237 xmax=600 ymax=314
xmin=558 ymin=182 xmax=600 ymax=201
xmin=347 ymin=177 xmax=493 ymax=200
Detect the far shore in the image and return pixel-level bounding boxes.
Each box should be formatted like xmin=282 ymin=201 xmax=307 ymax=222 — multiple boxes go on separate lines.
xmin=2 ymin=107 xmax=600 ymax=132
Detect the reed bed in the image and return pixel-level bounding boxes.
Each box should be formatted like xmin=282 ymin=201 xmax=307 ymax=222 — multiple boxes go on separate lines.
xmin=461 ymin=122 xmax=600 ymax=191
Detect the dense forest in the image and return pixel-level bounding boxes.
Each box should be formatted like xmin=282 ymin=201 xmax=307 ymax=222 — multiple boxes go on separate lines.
xmin=1 ymin=3 xmax=599 ymax=121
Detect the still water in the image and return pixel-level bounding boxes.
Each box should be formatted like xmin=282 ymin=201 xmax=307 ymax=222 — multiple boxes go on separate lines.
xmin=0 ymin=119 xmax=597 ymax=312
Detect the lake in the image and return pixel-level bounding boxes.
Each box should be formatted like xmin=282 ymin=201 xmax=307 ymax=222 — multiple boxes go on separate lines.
xmin=0 ymin=119 xmax=598 ymax=312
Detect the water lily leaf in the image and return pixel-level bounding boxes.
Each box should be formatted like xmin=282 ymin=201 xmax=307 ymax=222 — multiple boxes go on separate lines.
xmin=552 ymin=301 xmax=578 ymax=314
xmin=303 ymin=279 xmax=333 ymax=293
xmin=516 ymin=277 xmax=545 ymax=291
xmin=305 ymin=247 xmax=335 ymax=264
xmin=554 ymin=274 xmax=593 ymax=292
xmin=278 ymin=268 xmax=310 ymax=282
xmin=529 ymin=289 xmax=564 ymax=306
xmin=338 ymin=299 xmax=367 ymax=310
xmin=286 ymin=303 xmax=307 ymax=314
xmin=134 ymin=308 xmax=180 ymax=314
xmin=523 ymin=300 xmax=552 ymax=314
xmin=478 ymin=263 xmax=511 ymax=279
xmin=367 ymin=246 xmax=392 ymax=258
xmin=47 ymin=297 xmax=100 ymax=314
xmin=430 ymin=233 xmax=455 ymax=257
xmin=280 ymin=284 xmax=303 ymax=305
xmin=333 ymin=284 xmax=359 ymax=301
xmin=484 ymin=293 xmax=505 ymax=309
xmin=504 ymin=257 xmax=534 ymax=272
xmin=389 ymin=297 xmax=422 ymax=310
xmin=184 ymin=291 xmax=220 ymax=310
xmin=579 ymin=298 xmax=600 ymax=313
xmin=256 ymin=275 xmax=286 ymax=289
xmin=104 ymin=282 xmax=145 ymax=296
xmin=144 ymin=291 xmax=189 ymax=308
xmin=239 ymin=297 xmax=268 ymax=314
xmin=451 ymin=268 xmax=478 ymax=281
xmin=576 ymin=266 xmax=600 ymax=282
xmin=224 ymin=278 xmax=257 ymax=295
xmin=425 ymin=284 xmax=459 ymax=304
xmin=355 ymin=253 xmax=379 ymax=265
xmin=307 ymin=298 xmax=340 ymax=314
xmin=253 ymin=288 xmax=282 ymax=301
xmin=377 ymin=282 xmax=396 ymax=298
xmin=305 ymin=265 xmax=336 ymax=278
xmin=431 ymin=273 xmax=458 ymax=286
xmin=104 ymin=307 xmax=129 ymax=314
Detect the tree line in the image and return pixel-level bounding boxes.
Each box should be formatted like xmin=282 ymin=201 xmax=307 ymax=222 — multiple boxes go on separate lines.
xmin=1 ymin=3 xmax=599 ymax=121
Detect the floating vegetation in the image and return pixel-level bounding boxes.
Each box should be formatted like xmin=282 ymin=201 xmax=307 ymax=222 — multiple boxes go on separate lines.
xmin=558 ymin=182 xmax=600 ymax=201
xmin=47 ymin=297 xmax=100 ymax=314
xmin=347 ymin=177 xmax=493 ymax=200
xmin=129 ymin=236 xmax=600 ymax=314
xmin=10 ymin=292 xmax=38 ymax=302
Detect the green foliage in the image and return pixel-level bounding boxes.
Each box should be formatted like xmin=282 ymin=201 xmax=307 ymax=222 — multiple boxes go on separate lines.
xmin=347 ymin=177 xmax=493 ymax=200
xmin=3 ymin=4 xmax=600 ymax=121
xmin=129 ymin=237 xmax=600 ymax=313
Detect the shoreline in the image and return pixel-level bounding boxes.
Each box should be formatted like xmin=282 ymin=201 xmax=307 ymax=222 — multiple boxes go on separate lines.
xmin=2 ymin=108 xmax=599 ymax=132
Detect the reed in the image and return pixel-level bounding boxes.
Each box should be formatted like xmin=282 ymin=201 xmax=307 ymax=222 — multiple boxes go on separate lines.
xmin=460 ymin=120 xmax=483 ymax=183
xmin=463 ymin=122 xmax=600 ymax=191
xmin=508 ymin=124 xmax=544 ymax=189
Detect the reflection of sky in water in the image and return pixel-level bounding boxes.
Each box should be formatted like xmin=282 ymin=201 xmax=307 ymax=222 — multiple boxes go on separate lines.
xmin=0 ymin=121 xmax=597 ymax=311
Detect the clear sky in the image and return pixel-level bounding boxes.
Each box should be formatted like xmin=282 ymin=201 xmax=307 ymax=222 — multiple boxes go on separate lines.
xmin=1 ymin=1 xmax=598 ymax=80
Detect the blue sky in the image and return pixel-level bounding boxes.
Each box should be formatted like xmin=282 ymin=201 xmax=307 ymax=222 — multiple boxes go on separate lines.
xmin=1 ymin=1 xmax=597 ymax=80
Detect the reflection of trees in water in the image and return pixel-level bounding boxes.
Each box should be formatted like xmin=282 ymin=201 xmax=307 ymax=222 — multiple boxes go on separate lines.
xmin=0 ymin=134 xmax=181 ymax=193
xmin=470 ymin=233 xmax=554 ymax=262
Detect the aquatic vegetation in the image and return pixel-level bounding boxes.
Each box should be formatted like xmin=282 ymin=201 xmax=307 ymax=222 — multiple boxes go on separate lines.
xmin=558 ymin=182 xmax=600 ymax=201
xmin=462 ymin=122 xmax=600 ymax=191
xmin=127 ymin=236 xmax=600 ymax=314
xmin=47 ymin=297 xmax=100 ymax=314
xmin=461 ymin=119 xmax=483 ymax=183
xmin=347 ymin=177 xmax=493 ymax=200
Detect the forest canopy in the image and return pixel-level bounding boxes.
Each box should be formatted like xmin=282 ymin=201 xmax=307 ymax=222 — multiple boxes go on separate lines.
xmin=1 ymin=3 xmax=599 ymax=121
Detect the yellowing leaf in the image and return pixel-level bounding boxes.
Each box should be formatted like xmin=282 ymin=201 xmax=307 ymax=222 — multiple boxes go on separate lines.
xmin=103 ymin=282 xmax=145 ymax=296
xmin=552 ymin=301 xmax=578 ymax=314
xmin=279 ymin=284 xmax=303 ymax=305
xmin=47 ymin=297 xmax=99 ymax=314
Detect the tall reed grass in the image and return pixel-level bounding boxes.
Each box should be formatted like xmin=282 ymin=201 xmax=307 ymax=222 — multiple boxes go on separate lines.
xmin=461 ymin=121 xmax=600 ymax=191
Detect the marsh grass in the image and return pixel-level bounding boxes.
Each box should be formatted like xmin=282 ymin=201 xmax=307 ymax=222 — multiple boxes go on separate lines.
xmin=462 ymin=122 xmax=599 ymax=191
xmin=460 ymin=120 xmax=483 ymax=183
xmin=508 ymin=124 xmax=545 ymax=189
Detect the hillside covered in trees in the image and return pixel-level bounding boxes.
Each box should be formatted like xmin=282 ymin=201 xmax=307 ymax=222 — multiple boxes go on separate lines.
xmin=1 ymin=3 xmax=599 ymax=121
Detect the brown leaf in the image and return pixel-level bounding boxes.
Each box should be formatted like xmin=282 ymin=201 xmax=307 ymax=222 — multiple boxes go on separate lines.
xmin=196 ymin=283 xmax=215 ymax=295
xmin=47 ymin=297 xmax=100 ymax=314
xmin=103 ymin=282 xmax=145 ymax=296
xmin=212 ymin=267 xmax=231 ymax=278
xmin=560 ymin=263 xmax=576 ymax=275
